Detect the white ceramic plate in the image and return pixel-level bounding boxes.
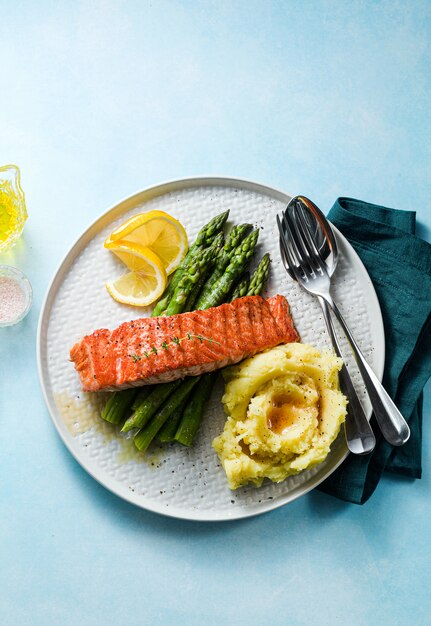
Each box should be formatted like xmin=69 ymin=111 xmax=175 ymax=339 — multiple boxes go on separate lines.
xmin=37 ymin=177 xmax=385 ymax=521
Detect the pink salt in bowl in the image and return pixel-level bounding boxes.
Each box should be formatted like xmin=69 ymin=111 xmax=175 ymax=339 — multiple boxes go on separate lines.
xmin=0 ymin=265 xmax=33 ymax=327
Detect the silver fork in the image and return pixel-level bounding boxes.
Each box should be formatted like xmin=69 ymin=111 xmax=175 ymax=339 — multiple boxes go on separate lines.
xmin=278 ymin=214 xmax=376 ymax=455
xmin=277 ymin=207 xmax=410 ymax=447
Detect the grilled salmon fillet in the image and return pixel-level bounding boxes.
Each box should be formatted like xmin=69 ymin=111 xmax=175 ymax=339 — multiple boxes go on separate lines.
xmin=70 ymin=295 xmax=299 ymax=392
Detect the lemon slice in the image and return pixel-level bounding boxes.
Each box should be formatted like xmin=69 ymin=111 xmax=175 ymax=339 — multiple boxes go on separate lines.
xmin=105 ymin=241 xmax=167 ymax=306
xmin=105 ymin=210 xmax=188 ymax=275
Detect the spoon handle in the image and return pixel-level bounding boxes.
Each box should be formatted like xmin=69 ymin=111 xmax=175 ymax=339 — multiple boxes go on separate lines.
xmin=322 ymin=294 xmax=410 ymax=446
xmin=318 ymin=297 xmax=376 ymax=455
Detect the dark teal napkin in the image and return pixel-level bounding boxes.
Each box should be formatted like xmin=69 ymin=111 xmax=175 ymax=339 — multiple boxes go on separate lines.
xmin=318 ymin=197 xmax=431 ymax=504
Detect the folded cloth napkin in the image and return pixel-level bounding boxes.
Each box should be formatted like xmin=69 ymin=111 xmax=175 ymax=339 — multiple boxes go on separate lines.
xmin=318 ymin=197 xmax=431 ymax=504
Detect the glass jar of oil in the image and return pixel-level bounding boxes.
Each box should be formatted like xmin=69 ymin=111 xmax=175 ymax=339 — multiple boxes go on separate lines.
xmin=0 ymin=164 xmax=27 ymax=253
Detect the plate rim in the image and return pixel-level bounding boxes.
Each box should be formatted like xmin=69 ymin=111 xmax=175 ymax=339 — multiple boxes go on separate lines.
xmin=36 ymin=175 xmax=386 ymax=521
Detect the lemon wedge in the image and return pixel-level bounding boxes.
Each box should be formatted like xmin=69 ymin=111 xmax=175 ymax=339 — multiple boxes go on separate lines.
xmin=105 ymin=240 xmax=167 ymax=306
xmin=105 ymin=210 xmax=188 ymax=275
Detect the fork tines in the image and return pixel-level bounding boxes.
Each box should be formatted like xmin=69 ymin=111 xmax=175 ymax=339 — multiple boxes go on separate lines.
xmin=277 ymin=204 xmax=327 ymax=281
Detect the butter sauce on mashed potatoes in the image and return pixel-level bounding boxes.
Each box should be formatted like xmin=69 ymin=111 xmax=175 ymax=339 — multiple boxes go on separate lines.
xmin=213 ymin=343 xmax=347 ymax=490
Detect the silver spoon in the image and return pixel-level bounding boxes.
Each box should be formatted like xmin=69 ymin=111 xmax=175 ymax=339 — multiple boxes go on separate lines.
xmin=279 ymin=196 xmax=376 ymax=455
xmin=279 ymin=197 xmax=410 ymax=447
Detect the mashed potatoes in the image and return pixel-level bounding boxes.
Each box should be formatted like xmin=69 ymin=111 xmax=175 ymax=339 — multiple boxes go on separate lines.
xmin=213 ymin=343 xmax=347 ymax=489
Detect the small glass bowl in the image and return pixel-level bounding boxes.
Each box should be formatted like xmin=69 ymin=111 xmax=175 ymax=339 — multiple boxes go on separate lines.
xmin=0 ymin=265 xmax=33 ymax=327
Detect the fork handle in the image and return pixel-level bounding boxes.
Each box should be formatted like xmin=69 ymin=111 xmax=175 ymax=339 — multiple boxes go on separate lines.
xmin=321 ymin=294 xmax=410 ymax=446
xmin=318 ymin=297 xmax=376 ymax=455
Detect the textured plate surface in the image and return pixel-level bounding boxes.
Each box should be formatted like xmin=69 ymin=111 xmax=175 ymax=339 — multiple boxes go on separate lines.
xmin=37 ymin=177 xmax=385 ymax=521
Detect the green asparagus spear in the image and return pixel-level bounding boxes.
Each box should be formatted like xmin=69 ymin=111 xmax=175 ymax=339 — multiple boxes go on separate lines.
xmin=191 ymin=210 xmax=229 ymax=248
xmin=150 ymin=253 xmax=195 ymax=317
xmin=183 ymin=231 xmax=228 ymax=311
xmin=246 ymin=253 xmax=271 ymax=296
xmin=134 ymin=378 xmax=199 ymax=452
xmin=157 ymin=396 xmax=189 ymax=443
xmin=230 ymin=272 xmax=250 ymax=301
xmin=151 ymin=210 xmax=229 ymax=317
xmin=121 ymin=380 xmax=183 ymax=432
xmin=196 ymin=229 xmax=259 ymax=310
xmin=101 ymin=388 xmax=137 ymax=425
xmin=183 ymin=274 xmax=208 ymax=312
xmin=194 ymin=223 xmax=252 ymax=309
xmin=107 ymin=382 xmax=152 ymax=429
xmin=164 ymin=235 xmax=223 ymax=316
xmin=101 ymin=354 xmax=160 ymax=425
xmin=174 ymin=373 xmax=214 ymax=446
xmin=130 ymin=386 xmax=153 ymax=412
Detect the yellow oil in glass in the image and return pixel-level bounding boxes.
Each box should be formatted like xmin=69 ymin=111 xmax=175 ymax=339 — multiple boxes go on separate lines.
xmin=0 ymin=165 xmax=27 ymax=253
xmin=0 ymin=187 xmax=19 ymax=245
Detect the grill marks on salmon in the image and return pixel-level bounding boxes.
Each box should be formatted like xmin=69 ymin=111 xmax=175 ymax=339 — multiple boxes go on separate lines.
xmin=70 ymin=295 xmax=299 ymax=392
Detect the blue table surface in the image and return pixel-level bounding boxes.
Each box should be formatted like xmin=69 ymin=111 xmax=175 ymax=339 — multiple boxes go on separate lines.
xmin=1 ymin=2 xmax=430 ymax=625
